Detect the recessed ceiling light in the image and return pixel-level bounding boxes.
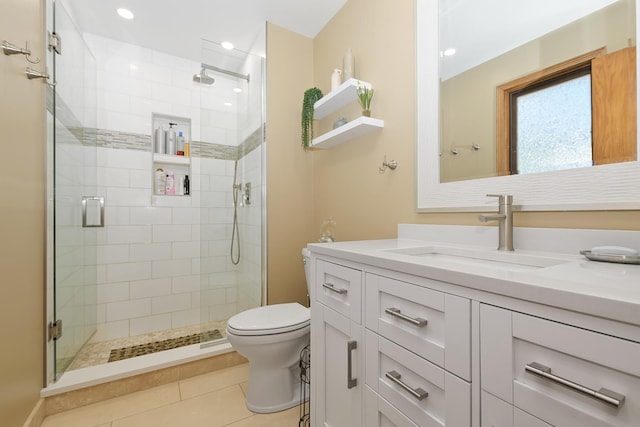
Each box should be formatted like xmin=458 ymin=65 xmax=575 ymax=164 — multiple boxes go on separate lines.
xmin=117 ymin=8 xmax=134 ymax=20
xmin=224 ymin=102 xmax=232 ymax=107
xmin=129 ymin=64 xmax=138 ymax=70
xmin=221 ymin=41 xmax=234 ymax=50
xmin=233 ymin=88 xmax=243 ymax=94
xmin=441 ymin=48 xmax=456 ymax=57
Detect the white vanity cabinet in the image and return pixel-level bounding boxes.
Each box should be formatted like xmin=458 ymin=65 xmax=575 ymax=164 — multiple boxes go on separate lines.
xmin=480 ymin=304 xmax=640 ymax=427
xmin=312 ymin=258 xmax=364 ymax=427
xmin=311 ymin=257 xmax=472 ymax=427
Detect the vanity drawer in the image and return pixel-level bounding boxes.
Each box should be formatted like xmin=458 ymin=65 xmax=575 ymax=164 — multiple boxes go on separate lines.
xmin=365 ymin=273 xmax=471 ymax=380
xmin=365 ymin=330 xmax=471 ymax=427
xmin=481 ymin=304 xmax=640 ymax=427
xmin=315 ymin=259 xmax=362 ymax=322
xmin=365 ymin=387 xmax=419 ymax=427
xmin=481 ymin=391 xmax=513 ymax=427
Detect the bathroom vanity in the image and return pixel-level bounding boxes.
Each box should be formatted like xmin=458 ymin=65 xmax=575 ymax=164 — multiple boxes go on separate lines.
xmin=308 ymin=225 xmax=640 ymax=427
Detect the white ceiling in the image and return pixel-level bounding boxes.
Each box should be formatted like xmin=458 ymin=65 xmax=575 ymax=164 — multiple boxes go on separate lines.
xmin=62 ymin=0 xmax=348 ymax=61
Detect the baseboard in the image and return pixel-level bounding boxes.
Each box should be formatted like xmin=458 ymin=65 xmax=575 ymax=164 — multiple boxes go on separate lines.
xmin=22 ymin=398 xmax=45 ymax=427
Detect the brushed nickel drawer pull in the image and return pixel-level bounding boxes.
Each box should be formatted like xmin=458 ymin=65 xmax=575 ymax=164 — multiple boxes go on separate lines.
xmin=525 ymin=362 xmax=626 ymax=408
xmin=323 ymin=282 xmax=347 ymax=295
xmin=385 ymin=307 xmax=428 ymax=327
xmin=347 ymin=340 xmax=357 ymax=389
xmin=385 ymin=370 xmax=428 ymax=401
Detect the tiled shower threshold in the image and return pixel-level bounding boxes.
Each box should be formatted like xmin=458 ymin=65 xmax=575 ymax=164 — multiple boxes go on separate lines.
xmin=43 ymin=337 xmax=233 ymax=397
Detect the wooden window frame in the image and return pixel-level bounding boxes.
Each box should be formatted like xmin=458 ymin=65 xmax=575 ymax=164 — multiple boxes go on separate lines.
xmin=496 ymin=48 xmax=607 ymax=176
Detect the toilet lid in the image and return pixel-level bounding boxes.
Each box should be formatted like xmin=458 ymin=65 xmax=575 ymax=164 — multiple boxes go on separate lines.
xmin=227 ymin=303 xmax=310 ymax=336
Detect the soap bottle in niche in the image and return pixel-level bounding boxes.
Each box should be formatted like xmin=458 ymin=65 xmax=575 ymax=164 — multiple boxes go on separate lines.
xmin=166 ymin=122 xmax=177 ymax=155
xmin=165 ymin=172 xmax=175 ymax=195
xmin=184 ymin=175 xmax=190 ymax=195
xmin=176 ymin=131 xmax=185 ymax=156
xmin=343 ymin=48 xmax=354 ymax=80
xmin=155 ymin=168 xmax=166 ymax=195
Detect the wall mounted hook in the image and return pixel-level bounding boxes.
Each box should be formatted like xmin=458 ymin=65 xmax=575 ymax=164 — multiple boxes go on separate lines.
xmin=379 ymin=156 xmax=398 ymax=173
xmin=2 ymin=40 xmax=40 ymax=64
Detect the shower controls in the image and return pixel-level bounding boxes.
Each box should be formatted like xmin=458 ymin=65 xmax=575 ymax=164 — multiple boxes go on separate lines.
xmin=244 ymin=182 xmax=251 ymax=205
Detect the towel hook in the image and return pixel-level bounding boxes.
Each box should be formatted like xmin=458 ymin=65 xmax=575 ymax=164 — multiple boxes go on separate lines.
xmin=2 ymin=40 xmax=40 ymax=64
xmin=379 ymin=156 xmax=398 ymax=173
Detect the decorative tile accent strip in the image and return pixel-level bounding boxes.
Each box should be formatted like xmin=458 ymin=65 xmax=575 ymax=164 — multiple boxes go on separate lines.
xmin=47 ymin=83 xmax=264 ymax=160
xmin=107 ymin=329 xmax=223 ymax=362
xmin=238 ymin=127 xmax=263 ymax=158
xmin=191 ymin=141 xmax=238 ymax=160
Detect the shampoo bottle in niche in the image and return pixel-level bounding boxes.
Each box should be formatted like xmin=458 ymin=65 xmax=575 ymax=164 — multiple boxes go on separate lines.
xmin=155 ymin=168 xmax=166 ymax=195
xmin=154 ymin=127 xmax=165 ymax=154
xmin=176 ymin=131 xmax=185 ymax=156
xmin=184 ymin=175 xmax=190 ymax=195
xmin=166 ymin=122 xmax=177 ymax=155
xmin=165 ymin=172 xmax=175 ymax=195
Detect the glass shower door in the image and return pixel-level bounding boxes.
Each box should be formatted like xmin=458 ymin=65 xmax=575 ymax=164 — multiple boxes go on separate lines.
xmin=48 ymin=0 xmax=99 ymax=378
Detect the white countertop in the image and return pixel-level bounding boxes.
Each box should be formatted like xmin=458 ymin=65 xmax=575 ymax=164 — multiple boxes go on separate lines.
xmin=307 ymin=225 xmax=640 ymax=327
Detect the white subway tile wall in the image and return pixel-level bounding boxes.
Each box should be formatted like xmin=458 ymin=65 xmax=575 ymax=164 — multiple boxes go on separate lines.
xmin=93 ymin=148 xmax=239 ymax=341
xmin=54 ymin=34 xmax=265 ymax=344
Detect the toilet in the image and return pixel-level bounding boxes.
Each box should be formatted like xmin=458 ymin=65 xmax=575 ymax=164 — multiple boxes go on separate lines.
xmin=225 ymin=248 xmax=311 ymax=413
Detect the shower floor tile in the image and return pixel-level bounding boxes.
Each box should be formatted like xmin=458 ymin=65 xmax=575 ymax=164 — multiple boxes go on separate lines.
xmin=68 ymin=321 xmax=228 ymax=371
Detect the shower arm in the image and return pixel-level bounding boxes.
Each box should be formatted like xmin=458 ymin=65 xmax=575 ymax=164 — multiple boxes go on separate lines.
xmin=201 ymin=63 xmax=250 ymax=82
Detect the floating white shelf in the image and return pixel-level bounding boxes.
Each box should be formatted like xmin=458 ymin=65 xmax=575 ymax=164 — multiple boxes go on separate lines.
xmin=311 ymin=116 xmax=384 ymax=149
xmin=313 ymin=78 xmax=372 ymax=120
xmin=153 ymin=153 xmax=191 ymax=166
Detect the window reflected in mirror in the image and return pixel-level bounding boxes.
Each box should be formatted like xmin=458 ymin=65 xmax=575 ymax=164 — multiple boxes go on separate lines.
xmin=439 ymin=0 xmax=637 ymax=183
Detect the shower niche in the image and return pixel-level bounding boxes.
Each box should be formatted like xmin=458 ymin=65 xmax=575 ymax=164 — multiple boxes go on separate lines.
xmin=151 ymin=113 xmax=192 ymax=198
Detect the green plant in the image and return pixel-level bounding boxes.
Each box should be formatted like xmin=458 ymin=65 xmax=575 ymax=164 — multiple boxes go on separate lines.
xmin=356 ymin=82 xmax=374 ymax=111
xmin=301 ymin=87 xmax=324 ymax=150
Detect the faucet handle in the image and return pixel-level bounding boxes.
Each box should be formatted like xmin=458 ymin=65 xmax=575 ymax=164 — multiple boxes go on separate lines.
xmin=486 ymin=194 xmax=513 ymax=204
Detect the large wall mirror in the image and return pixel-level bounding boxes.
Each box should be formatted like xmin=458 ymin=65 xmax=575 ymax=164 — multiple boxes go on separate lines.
xmin=417 ymin=0 xmax=640 ymax=211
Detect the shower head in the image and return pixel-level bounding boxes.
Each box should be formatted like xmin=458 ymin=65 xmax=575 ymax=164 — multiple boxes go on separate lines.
xmin=193 ymin=68 xmax=215 ymax=85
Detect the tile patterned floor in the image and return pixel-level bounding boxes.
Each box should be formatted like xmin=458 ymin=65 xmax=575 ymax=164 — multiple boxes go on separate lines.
xmin=69 ymin=321 xmax=228 ymax=370
xmin=41 ymin=363 xmax=304 ymax=427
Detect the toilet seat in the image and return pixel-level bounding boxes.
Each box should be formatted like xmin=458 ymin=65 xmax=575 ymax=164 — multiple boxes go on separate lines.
xmin=227 ymin=303 xmax=310 ymax=336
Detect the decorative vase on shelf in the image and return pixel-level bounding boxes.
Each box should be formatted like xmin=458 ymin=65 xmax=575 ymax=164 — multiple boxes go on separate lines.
xmin=362 ymin=110 xmax=371 ymax=117
xmin=343 ymin=48 xmax=354 ymax=80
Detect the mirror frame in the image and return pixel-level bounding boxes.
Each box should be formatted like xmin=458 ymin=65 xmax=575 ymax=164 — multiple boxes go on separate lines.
xmin=416 ymin=0 xmax=640 ymax=212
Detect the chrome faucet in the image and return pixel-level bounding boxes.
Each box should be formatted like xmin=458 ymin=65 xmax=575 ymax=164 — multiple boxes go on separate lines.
xmin=478 ymin=194 xmax=514 ymax=251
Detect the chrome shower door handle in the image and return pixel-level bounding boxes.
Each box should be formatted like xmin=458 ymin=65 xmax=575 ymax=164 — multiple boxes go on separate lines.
xmin=347 ymin=340 xmax=357 ymax=389
xmin=385 ymin=307 xmax=428 ymax=327
xmin=525 ymin=362 xmax=625 ymax=408
xmin=82 ymin=196 xmax=105 ymax=227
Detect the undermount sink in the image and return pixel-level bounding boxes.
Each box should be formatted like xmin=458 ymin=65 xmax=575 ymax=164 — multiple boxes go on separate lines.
xmin=382 ymin=245 xmax=573 ymax=272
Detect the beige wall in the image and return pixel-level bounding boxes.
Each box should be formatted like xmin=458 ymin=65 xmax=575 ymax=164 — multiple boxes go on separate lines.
xmin=266 ymin=23 xmax=315 ymax=305
xmin=0 ymin=0 xmax=46 ymax=425
xmin=307 ymin=0 xmax=640 ymax=243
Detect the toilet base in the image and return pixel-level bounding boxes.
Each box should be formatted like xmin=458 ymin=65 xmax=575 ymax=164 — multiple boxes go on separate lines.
xmin=245 ymin=363 xmax=306 ymax=413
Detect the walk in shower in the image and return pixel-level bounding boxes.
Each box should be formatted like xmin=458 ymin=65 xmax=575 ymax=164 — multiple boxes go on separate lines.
xmin=46 ymin=0 xmax=265 ymax=388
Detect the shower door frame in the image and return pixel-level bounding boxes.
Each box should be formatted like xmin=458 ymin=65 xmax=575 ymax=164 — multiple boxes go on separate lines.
xmin=46 ymin=0 xmax=99 ymax=382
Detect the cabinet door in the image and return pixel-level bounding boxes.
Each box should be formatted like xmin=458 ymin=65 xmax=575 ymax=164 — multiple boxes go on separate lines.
xmin=312 ymin=303 xmax=363 ymax=427
xmin=365 ymin=387 xmax=419 ymax=427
